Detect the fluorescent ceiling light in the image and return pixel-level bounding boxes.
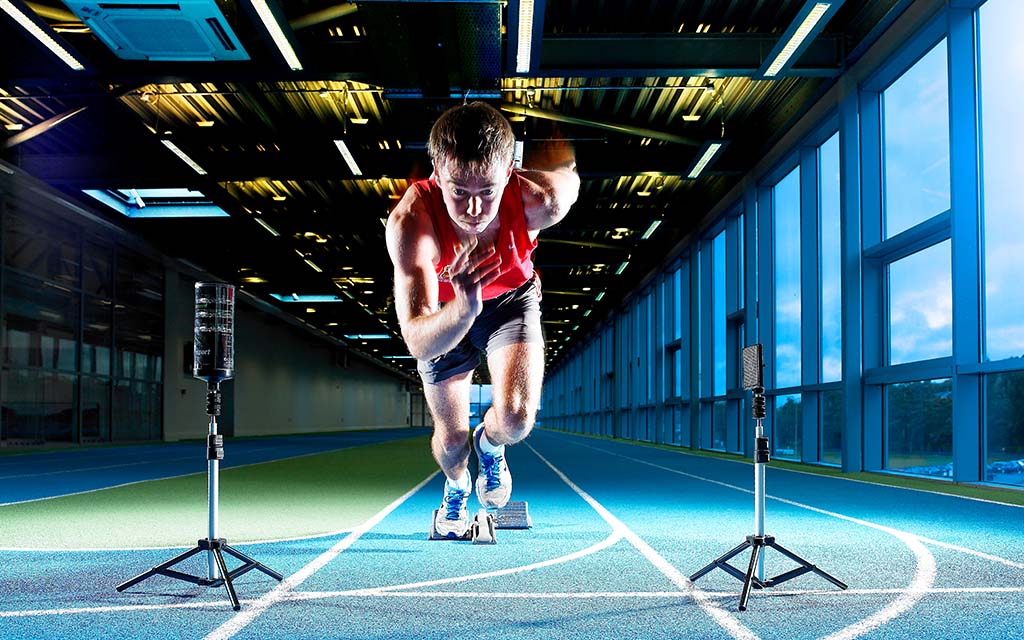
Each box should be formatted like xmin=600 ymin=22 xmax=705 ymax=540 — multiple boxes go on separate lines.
xmin=686 ymin=141 xmax=726 ymax=179
xmin=615 ymin=261 xmax=629 ymax=275
xmin=249 ymin=0 xmax=303 ymax=70
xmin=641 ymin=220 xmax=662 ymax=240
xmin=304 ymin=258 xmax=322 ymax=273
xmin=334 ymin=139 xmax=362 ymax=176
xmin=595 ymin=292 xmax=605 ymax=301
xmin=344 ymin=334 xmax=391 ymax=340
xmin=515 ymin=0 xmax=535 ymax=73
xmin=384 ymin=355 xmax=416 ymax=359
xmin=255 ymin=217 xmax=280 ymax=236
xmin=270 ymin=294 xmax=342 ymax=302
xmin=0 ymin=0 xmax=85 ymax=71
xmin=160 ymin=139 xmax=207 ymax=175
xmin=762 ymin=2 xmax=834 ymax=77
xmin=682 ymin=115 xmax=701 ymax=122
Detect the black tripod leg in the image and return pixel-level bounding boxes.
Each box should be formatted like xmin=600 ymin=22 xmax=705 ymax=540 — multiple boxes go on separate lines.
xmin=738 ymin=543 xmax=763 ymax=611
xmin=766 ymin=541 xmax=847 ymax=590
xmin=116 ymin=546 xmax=204 ymax=592
xmin=213 ymin=548 xmax=241 ymax=611
xmin=689 ymin=539 xmax=752 ymax=581
xmin=222 ymin=544 xmax=284 ymax=581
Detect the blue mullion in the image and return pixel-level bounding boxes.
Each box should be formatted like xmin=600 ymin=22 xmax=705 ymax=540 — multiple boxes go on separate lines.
xmin=801 ymin=145 xmax=820 ymax=463
xmin=947 ymin=5 xmax=982 ymax=483
xmin=859 ymin=85 xmax=884 ymax=471
xmin=757 ymin=185 xmax=775 ymax=446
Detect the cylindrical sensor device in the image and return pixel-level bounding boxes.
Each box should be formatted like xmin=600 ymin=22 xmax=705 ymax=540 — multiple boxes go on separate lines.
xmin=193 ymin=282 xmax=234 ymax=383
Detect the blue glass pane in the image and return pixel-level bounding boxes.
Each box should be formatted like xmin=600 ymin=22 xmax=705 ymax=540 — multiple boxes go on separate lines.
xmin=713 ymin=231 xmax=726 ymax=396
xmin=883 ymin=41 xmax=950 ymax=238
xmin=985 ymin=371 xmax=1024 ymax=486
xmin=774 ymin=394 xmax=801 ymax=460
xmin=980 ymin=0 xmax=1024 ymax=361
xmin=821 ymin=389 xmax=842 ymax=465
xmin=888 ymin=241 xmax=952 ymax=365
xmin=711 ymin=400 xmax=727 ymax=450
xmin=886 ymin=379 xmax=952 ymax=478
xmin=773 ymin=167 xmax=801 ymax=387
xmin=819 ymin=133 xmax=842 ymax=382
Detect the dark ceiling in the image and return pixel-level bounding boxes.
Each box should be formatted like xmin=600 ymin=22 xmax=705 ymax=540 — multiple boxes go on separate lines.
xmin=0 ymin=0 xmax=908 ymax=381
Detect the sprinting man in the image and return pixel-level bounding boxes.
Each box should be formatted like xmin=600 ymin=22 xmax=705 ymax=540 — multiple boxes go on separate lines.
xmin=385 ymin=102 xmax=580 ymax=537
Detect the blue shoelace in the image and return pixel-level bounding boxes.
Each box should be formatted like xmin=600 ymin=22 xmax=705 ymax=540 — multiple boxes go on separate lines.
xmin=480 ymin=452 xmax=504 ymax=491
xmin=444 ymin=486 xmax=467 ymax=520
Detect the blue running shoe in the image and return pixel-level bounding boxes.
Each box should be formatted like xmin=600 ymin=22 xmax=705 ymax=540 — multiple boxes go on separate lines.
xmin=434 ymin=470 xmax=471 ymax=539
xmin=473 ymin=425 xmax=512 ymax=509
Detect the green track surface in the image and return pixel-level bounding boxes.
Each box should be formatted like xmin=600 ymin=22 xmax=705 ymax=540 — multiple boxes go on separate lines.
xmin=0 ymin=437 xmax=436 ymax=550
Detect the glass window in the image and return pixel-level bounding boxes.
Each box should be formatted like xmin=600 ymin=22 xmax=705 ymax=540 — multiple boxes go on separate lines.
xmin=713 ymin=231 xmax=726 ymax=396
xmin=773 ymin=167 xmax=801 ymax=388
xmin=819 ymin=132 xmax=842 ymax=382
xmin=979 ymin=0 xmax=1024 ymax=361
xmin=775 ymin=394 xmax=801 ymax=460
xmin=821 ymin=389 xmax=842 ymax=465
xmin=882 ymin=40 xmax=950 ymax=238
xmin=711 ymin=400 xmax=727 ymax=451
xmin=0 ymin=370 xmax=75 ymax=443
xmin=985 ymin=371 xmax=1024 ymax=486
xmin=886 ymin=378 xmax=952 ymax=478
xmin=3 ymin=208 xmax=80 ymax=286
xmin=888 ymin=241 xmax=952 ymax=365
xmin=3 ymin=271 xmax=78 ymax=370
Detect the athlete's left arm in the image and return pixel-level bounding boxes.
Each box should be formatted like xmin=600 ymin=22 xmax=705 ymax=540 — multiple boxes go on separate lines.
xmin=518 ymin=162 xmax=581 ymax=232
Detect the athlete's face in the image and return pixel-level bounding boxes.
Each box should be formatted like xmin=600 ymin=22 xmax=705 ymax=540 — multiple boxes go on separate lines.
xmin=435 ymin=159 xmax=512 ymax=235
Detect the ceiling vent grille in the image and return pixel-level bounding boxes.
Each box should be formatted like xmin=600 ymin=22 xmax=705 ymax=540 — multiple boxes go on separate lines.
xmin=62 ymin=0 xmax=249 ymax=61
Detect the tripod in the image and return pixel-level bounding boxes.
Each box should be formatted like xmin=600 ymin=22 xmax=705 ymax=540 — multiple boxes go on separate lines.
xmin=689 ymin=345 xmax=846 ymax=611
xmin=116 ymin=383 xmax=282 ymax=610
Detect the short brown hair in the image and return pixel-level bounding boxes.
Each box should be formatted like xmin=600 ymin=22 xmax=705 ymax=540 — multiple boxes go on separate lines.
xmin=428 ymin=102 xmax=515 ymax=174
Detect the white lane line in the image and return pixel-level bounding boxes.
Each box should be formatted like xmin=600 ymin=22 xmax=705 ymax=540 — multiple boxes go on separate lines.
xmin=526 ymin=443 xmax=761 ymax=640
xmin=0 ymin=444 xmax=381 ymax=507
xmin=7 ymin=585 xmax=1022 ymax=619
xmin=201 ymin=471 xmax=438 ymax=640
xmin=289 ymin=585 xmax=1024 ymax=600
xmin=0 ymin=600 xmax=248 ymax=618
xmin=543 ymin=438 xmax=940 ymax=640
xmin=288 ymin=531 xmax=623 ymax=597
xmin=576 ymin=440 xmax=1021 ymax=570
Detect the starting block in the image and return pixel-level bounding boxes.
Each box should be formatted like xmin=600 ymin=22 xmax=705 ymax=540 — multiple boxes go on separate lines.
xmin=428 ymin=502 xmax=532 ymax=544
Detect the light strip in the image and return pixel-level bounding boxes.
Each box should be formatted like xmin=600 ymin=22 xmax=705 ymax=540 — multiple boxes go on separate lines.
xmin=160 ymin=139 xmax=207 ymax=175
xmin=615 ymin=261 xmax=629 ymax=275
xmin=344 ymin=334 xmax=391 ymax=340
xmin=249 ymin=0 xmax=303 ymax=70
xmin=515 ymin=0 xmax=535 ymax=73
xmin=595 ymin=292 xmax=605 ymax=301
xmin=0 ymin=0 xmax=84 ymax=71
xmin=334 ymin=139 xmax=362 ymax=176
xmin=641 ymin=220 xmax=662 ymax=240
xmin=255 ymin=218 xmax=280 ymax=236
xmin=304 ymin=259 xmax=323 ymax=273
xmin=763 ymin=2 xmax=831 ymax=77
xmin=687 ymin=142 xmax=723 ymax=179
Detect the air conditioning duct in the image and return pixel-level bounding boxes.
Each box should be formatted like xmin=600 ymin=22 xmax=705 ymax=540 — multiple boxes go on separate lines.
xmin=62 ymin=0 xmax=249 ymax=61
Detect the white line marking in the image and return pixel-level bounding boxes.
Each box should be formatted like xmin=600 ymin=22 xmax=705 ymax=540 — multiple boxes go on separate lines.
xmin=544 ymin=437 xmax=940 ymax=640
xmin=0 ymin=443 xmax=387 ymax=507
xmin=6 ymin=585 xmax=1023 ymax=619
xmin=549 ymin=431 xmax=1024 ymax=509
xmin=526 ymin=443 xmax=761 ymax=640
xmin=289 ymin=531 xmax=623 ymax=597
xmin=201 ymin=471 xmax=438 ymax=640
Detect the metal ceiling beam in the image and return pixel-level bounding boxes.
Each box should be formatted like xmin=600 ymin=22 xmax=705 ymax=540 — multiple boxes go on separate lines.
xmin=500 ymin=102 xmax=700 ymax=146
xmin=535 ymin=33 xmax=844 ymax=78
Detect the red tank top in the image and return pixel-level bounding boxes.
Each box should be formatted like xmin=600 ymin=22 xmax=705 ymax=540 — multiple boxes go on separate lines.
xmin=412 ymin=172 xmax=538 ymax=302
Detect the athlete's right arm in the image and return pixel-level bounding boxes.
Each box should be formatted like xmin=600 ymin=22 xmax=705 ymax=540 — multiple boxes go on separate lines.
xmin=385 ymin=190 xmax=500 ymax=362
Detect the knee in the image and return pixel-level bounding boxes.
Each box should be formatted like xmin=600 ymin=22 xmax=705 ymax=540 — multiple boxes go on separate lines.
xmin=433 ymin=428 xmax=470 ymax=455
xmin=494 ymin=405 xmax=535 ymax=442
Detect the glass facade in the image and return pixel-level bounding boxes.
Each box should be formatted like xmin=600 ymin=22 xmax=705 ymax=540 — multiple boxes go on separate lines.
xmin=0 ymin=198 xmax=164 ymax=445
xmin=538 ymin=1 xmax=1022 ymax=488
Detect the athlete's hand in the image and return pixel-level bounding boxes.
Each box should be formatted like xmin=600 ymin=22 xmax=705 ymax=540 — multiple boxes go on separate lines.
xmin=449 ymin=239 xmax=502 ymax=317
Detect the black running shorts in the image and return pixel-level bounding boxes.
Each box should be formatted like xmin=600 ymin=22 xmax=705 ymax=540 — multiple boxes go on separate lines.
xmin=417 ymin=276 xmax=543 ymax=384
